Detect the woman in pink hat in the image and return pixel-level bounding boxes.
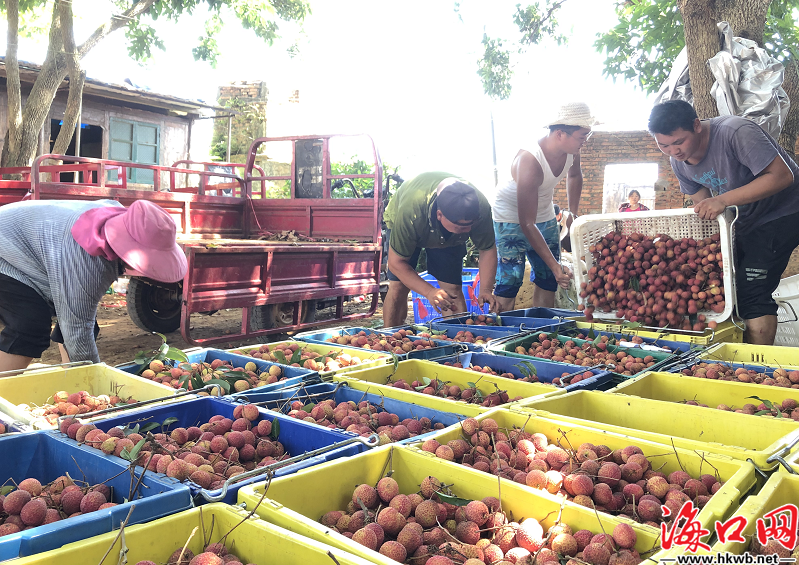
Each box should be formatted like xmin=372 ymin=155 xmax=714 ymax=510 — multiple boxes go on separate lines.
xmin=0 ymin=199 xmax=187 ymax=371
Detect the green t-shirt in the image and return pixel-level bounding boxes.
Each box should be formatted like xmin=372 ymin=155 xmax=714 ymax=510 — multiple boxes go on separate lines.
xmin=384 ymin=171 xmax=495 ymax=258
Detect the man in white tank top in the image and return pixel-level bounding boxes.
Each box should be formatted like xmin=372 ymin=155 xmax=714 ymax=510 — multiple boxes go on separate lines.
xmin=493 ymin=102 xmax=596 ymax=311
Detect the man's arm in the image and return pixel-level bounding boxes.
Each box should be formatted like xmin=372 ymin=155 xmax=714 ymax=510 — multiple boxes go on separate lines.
xmin=515 ymin=152 xmax=571 ymax=288
xmin=694 ymin=155 xmax=795 ymax=219
xmin=566 ymin=154 xmax=583 ymax=215
xmin=387 ymin=248 xmax=456 ymax=311
xmin=477 ymin=245 xmax=498 ymax=312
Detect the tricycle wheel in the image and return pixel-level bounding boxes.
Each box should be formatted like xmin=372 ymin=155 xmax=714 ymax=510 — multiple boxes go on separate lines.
xmin=249 ymin=300 xmax=317 ymax=330
xmin=126 ymin=277 xmax=182 ymax=333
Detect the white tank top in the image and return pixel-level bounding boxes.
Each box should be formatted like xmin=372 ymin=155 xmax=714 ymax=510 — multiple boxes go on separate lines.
xmin=492 ymin=141 xmax=573 ymax=224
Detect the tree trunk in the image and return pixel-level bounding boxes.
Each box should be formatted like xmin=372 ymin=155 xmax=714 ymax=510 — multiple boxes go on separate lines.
xmin=51 ymin=0 xmax=85 ymax=157
xmin=2 ymin=0 xmax=23 ymax=171
xmin=716 ymin=0 xmax=769 ymax=44
xmin=778 ymin=59 xmax=799 ymax=162
xmin=1 ymin=3 xmax=69 ymax=168
xmin=679 ymin=0 xmax=720 ymax=119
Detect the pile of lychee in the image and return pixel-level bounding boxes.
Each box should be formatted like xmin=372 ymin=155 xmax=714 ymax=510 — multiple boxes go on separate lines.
xmin=140 ymin=359 xmax=276 ymax=394
xmin=134 ymin=542 xmax=251 ymax=565
xmin=579 ymin=231 xmax=725 ymax=331
xmin=319 ymin=474 xmax=642 ymax=564
xmin=62 ymin=404 xmax=289 ymax=490
xmin=462 ymin=314 xmax=497 ymax=326
xmin=441 ymin=361 xmax=597 ymax=387
xmin=570 ymin=332 xmax=675 ymax=352
xmin=514 ymin=334 xmax=658 ymax=376
xmin=414 ymin=330 xmax=494 ymax=346
xmin=680 ymin=362 xmax=799 ymax=389
xmin=20 ymin=390 xmax=137 ymax=426
xmin=390 ymin=378 xmax=522 ymax=408
xmin=283 ymin=398 xmax=445 ymax=443
xmin=679 ymin=397 xmax=799 ymax=420
xmin=325 ymin=330 xmax=441 ymax=354
xmin=748 ymin=529 xmax=799 ymax=558
xmin=230 ymin=341 xmax=369 ymax=373
xmin=424 ymin=417 xmax=725 ymax=530
xmin=0 ymin=476 xmax=117 ymax=538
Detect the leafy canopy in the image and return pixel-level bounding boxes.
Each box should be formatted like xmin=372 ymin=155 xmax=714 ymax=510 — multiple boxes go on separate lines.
xmin=594 ymin=0 xmax=799 ymax=95
xmin=3 ymin=0 xmax=310 ymax=67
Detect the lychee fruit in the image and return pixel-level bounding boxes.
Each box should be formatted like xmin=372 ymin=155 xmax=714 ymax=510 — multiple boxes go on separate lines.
xmin=80 ymin=491 xmax=107 ymax=513
xmin=464 ymin=500 xmax=489 ymax=526
xmin=20 ymin=498 xmax=47 ymax=526
xmin=377 ymin=476 xmax=399 ymax=503
xmin=612 ymin=523 xmax=637 ymax=549
xmin=414 ymin=499 xmax=439 ymax=528
xmin=378 ymin=540 xmax=407 ymax=562
xmin=351 ymin=527 xmax=378 ymax=550
xmin=583 ymin=543 xmax=612 ymax=565
xmin=3 ymin=489 xmax=31 ymax=515
xmin=455 ymin=521 xmax=480 ymax=545
xmin=352 ymin=484 xmax=378 ymax=508
xmin=18 ymin=478 xmax=42 ymax=497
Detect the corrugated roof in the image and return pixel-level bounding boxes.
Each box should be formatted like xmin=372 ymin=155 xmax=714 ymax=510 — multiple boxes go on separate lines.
xmin=0 ymin=57 xmax=226 ymax=115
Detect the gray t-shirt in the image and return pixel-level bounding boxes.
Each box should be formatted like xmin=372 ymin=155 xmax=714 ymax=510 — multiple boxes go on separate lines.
xmin=672 ymin=115 xmax=799 ymax=233
xmin=0 ymin=200 xmax=123 ymax=362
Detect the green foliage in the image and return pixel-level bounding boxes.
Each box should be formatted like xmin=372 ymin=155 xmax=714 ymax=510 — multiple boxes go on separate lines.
xmin=477 ymin=36 xmax=513 ymax=101
xmin=211 ymin=96 xmax=265 ymax=160
xmin=132 ymin=333 xmax=189 ymax=376
xmin=474 ymin=1 xmax=570 ymax=100
xmin=594 ymin=0 xmax=799 ymax=94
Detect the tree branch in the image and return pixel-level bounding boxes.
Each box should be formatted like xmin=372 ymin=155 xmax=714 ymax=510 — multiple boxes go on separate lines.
xmin=77 ymin=0 xmax=158 ymax=59
xmin=52 ymin=0 xmax=86 ymax=157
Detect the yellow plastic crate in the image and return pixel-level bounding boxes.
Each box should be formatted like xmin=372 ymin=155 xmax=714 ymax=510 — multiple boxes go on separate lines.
xmin=575 ymin=319 xmax=743 ymax=345
xmin=412 ymin=408 xmax=756 ymax=554
xmin=227 ymin=340 xmax=394 ymax=378
xmin=11 ymin=503 xmax=376 ymax=565
xmin=700 ymin=342 xmax=799 ymax=368
xmin=238 ymin=445 xmax=661 ymax=564
xmin=0 ymin=364 xmax=187 ymax=430
xmin=335 ymin=359 xmax=565 ymax=416
xmin=521 ymin=390 xmax=799 ymax=470
xmin=608 ymin=371 xmax=799 ymax=412
xmin=709 ymin=472 xmax=799 ymax=556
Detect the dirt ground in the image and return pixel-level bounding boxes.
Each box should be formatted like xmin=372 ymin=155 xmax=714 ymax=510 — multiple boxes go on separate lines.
xmin=23 ymin=293 xmax=396 ymax=368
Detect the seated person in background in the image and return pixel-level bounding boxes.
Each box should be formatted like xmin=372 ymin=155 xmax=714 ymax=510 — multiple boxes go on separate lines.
xmin=618 ymin=189 xmax=650 ymax=212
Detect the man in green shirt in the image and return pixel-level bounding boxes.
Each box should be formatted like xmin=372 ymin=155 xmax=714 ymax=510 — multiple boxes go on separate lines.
xmin=383 ymin=172 xmax=497 ymax=327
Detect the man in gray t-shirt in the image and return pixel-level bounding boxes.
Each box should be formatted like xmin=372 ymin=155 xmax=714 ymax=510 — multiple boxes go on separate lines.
xmin=648 ymin=100 xmax=799 ymax=345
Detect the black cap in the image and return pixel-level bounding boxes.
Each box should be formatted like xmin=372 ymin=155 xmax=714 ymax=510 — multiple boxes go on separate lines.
xmin=436 ymin=181 xmax=481 ymax=224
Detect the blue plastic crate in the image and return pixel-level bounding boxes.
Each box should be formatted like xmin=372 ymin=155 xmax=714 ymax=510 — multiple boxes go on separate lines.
xmin=0 ymin=431 xmax=192 ymax=561
xmin=411 ymin=268 xmax=489 ymax=324
xmin=429 ymin=351 xmax=616 ymax=392
xmin=231 ymin=382 xmax=464 ymax=444
xmin=116 ymin=348 xmax=320 ymax=394
xmin=294 ymin=327 xmax=467 ymax=361
xmin=80 ymin=397 xmax=366 ymax=505
xmin=377 ymin=325 xmax=524 ymax=352
xmin=433 ymin=319 xmax=576 ymax=336
xmin=501 ymin=307 xmax=583 ymax=318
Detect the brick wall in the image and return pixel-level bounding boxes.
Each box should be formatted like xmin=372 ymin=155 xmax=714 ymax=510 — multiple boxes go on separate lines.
xmin=554 ymin=130 xmax=799 ymax=278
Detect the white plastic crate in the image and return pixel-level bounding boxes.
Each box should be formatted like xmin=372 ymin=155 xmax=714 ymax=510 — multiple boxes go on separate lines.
xmin=773 ymin=274 xmax=799 ymax=347
xmin=570 ymin=208 xmax=736 ymax=324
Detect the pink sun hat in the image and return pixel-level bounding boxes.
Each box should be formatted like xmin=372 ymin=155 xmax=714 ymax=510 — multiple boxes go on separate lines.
xmin=104 ymin=200 xmax=187 ymax=283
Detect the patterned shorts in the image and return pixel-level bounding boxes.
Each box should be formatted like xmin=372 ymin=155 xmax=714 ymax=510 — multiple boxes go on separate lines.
xmin=494 ymin=219 xmax=560 ymax=297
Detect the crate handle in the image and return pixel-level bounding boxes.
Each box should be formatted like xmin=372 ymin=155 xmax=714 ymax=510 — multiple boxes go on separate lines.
xmin=198 ymin=433 xmax=381 ymax=502
xmin=765 ymin=431 xmax=799 ymax=474
xmin=0 ymin=360 xmax=93 ymax=379
xmin=777 ymin=300 xmax=799 ymax=323
xmin=55 ymin=383 xmax=224 ymax=427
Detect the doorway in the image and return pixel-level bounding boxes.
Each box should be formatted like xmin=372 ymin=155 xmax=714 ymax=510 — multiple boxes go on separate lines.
xmin=49 ymin=120 xmax=104 ymax=182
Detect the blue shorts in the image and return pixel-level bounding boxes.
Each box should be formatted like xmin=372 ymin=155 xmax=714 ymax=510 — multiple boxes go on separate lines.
xmin=494 ymin=219 xmax=560 ymax=297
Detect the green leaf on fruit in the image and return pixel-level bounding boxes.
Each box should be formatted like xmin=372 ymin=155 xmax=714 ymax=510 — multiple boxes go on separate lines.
xmin=467 ymin=381 xmax=477 ymax=389
xmin=154 ymin=332 xmax=168 ymax=343
xmin=162 ymin=417 xmax=178 ymax=429
xmin=133 ymin=352 xmax=148 ymax=365
xmin=0 ymin=486 xmax=15 ymax=495
xmin=158 ymin=342 xmax=169 ymax=356
xmin=273 ymin=350 xmax=288 ymax=364
xmin=746 ymin=396 xmax=772 ymax=409
xmin=270 ymin=418 xmax=280 ymax=439
xmin=423 ymin=377 xmax=431 ymax=385
xmin=622 ymin=322 xmax=643 ymax=329
xmin=206 ymin=379 xmax=231 ymax=393
xmin=435 ymin=492 xmax=472 ymax=506
xmin=495 ymin=315 xmax=502 ymax=325
xmin=587 ymin=329 xmax=596 ymax=339
xmin=592 ymin=333 xmax=602 ymax=345
xmin=127 ymin=438 xmax=146 ymax=461
xmin=755 ymin=410 xmax=772 ymax=416
xmin=140 ymin=423 xmax=160 ymax=433
xmin=123 ymin=424 xmax=140 ymax=436
xmin=165 ymin=347 xmax=189 ymax=364
xmin=303 ymin=403 xmax=316 ymax=411
xmin=290 ymin=349 xmax=303 ymax=365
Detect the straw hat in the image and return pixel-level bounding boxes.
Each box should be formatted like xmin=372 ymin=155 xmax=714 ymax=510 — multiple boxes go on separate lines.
xmin=546 ymin=102 xmax=598 ymax=129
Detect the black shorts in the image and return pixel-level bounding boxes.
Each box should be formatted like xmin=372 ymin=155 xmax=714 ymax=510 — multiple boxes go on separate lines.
xmin=735 ymin=210 xmax=799 ymax=320
xmin=0 ymin=273 xmax=99 ymax=358
xmin=385 ymin=230 xmax=467 ymax=286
